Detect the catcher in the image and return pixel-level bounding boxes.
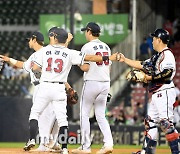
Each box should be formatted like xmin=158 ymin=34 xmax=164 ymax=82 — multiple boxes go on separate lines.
xmin=118 ymin=28 xmax=179 ymax=154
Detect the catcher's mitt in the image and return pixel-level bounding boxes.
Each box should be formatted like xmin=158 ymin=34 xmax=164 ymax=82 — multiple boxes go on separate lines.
xmin=66 ymin=88 xmax=78 ymax=105
xmin=126 ymin=69 xmax=147 ymax=83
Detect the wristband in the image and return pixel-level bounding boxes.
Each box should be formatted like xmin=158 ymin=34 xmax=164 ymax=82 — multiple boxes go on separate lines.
xmin=102 ymin=56 xmax=109 ymax=61
xmin=10 ymin=58 xmax=17 ymax=65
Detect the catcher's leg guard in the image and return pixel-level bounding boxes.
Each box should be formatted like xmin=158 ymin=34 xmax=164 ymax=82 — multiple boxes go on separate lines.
xmin=139 ymin=116 xmax=157 ymax=154
xmin=142 ymin=136 xmax=157 ymax=154
xmin=132 ymin=136 xmax=157 ymax=154
xmin=144 ymin=115 xmax=156 ymax=131
xmin=160 ymin=119 xmax=180 ymax=154
xmin=168 ymin=138 xmax=180 ymax=154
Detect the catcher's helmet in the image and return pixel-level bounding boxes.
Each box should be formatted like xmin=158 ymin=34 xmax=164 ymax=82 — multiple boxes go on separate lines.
xmin=150 ymin=28 xmax=170 ymax=44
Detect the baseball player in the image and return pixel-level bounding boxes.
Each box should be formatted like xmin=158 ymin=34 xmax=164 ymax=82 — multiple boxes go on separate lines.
xmin=0 ymin=32 xmax=61 ymax=152
xmin=119 ymin=29 xmax=179 ymax=154
xmin=24 ymin=27 xmax=117 ymax=154
xmin=43 ymin=27 xmax=75 ymax=150
xmin=71 ymin=22 xmax=113 ymax=154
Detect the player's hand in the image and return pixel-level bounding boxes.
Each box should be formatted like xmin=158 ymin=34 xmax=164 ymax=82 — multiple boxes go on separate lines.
xmin=67 ymin=33 xmax=73 ymax=43
xmin=109 ymin=52 xmax=118 ymax=61
xmin=118 ymin=53 xmax=125 ymax=62
xmin=0 ymin=55 xmax=9 ymax=62
xmin=144 ymin=74 xmax=152 ymax=81
xmin=65 ymin=33 xmax=73 ymax=47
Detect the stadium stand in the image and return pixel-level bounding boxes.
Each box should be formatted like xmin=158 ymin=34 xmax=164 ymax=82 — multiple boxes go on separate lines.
xmin=0 ymin=0 xmax=66 ymax=25
xmin=0 ymin=0 xmax=67 ymax=97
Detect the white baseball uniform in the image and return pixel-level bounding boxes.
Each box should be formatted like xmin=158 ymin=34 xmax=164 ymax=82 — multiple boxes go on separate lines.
xmin=30 ymin=44 xmax=85 ymax=129
xmin=80 ymin=39 xmax=113 ymax=150
xmin=23 ymin=49 xmax=59 ymax=145
xmin=146 ymin=47 xmax=176 ymax=140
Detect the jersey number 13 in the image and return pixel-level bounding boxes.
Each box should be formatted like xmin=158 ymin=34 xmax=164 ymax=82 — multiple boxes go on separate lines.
xmin=46 ymin=58 xmax=63 ymax=73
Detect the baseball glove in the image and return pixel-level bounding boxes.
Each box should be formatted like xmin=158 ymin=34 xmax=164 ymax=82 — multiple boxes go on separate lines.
xmin=66 ymin=88 xmax=78 ymax=105
xmin=126 ymin=69 xmax=147 ymax=83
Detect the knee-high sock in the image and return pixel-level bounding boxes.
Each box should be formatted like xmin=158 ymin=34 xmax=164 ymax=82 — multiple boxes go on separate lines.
xmin=59 ymin=126 xmax=68 ymax=149
xmin=30 ymin=119 xmax=38 ymax=140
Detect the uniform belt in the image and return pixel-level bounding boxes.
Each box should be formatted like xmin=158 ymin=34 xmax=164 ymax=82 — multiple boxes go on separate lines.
xmin=33 ymin=81 xmax=40 ymax=86
xmin=44 ymin=81 xmax=64 ymax=84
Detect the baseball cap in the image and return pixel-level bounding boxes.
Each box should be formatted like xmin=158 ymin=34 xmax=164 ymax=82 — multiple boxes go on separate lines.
xmin=150 ymin=28 xmax=170 ymax=43
xmin=26 ymin=31 xmax=44 ymax=42
xmin=81 ymin=22 xmax=100 ymax=33
xmin=48 ymin=26 xmax=58 ymax=37
xmin=53 ymin=27 xmax=68 ymax=43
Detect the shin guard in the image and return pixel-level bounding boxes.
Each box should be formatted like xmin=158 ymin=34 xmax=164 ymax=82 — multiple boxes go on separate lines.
xmin=142 ymin=136 xmax=157 ymax=154
xmin=166 ymin=132 xmax=180 ymax=154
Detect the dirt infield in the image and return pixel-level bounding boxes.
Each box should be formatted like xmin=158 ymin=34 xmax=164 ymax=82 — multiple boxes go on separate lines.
xmin=0 ymin=148 xmax=171 ymax=154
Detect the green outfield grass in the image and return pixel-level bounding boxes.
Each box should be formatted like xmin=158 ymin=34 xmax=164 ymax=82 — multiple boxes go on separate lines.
xmin=0 ymin=142 xmax=169 ymax=149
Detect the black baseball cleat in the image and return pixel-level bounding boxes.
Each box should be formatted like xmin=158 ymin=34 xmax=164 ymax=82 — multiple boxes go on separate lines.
xmin=23 ymin=139 xmax=35 ymax=151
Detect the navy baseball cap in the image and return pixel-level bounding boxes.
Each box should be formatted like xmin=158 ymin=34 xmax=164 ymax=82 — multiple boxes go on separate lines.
xmin=81 ymin=22 xmax=100 ymax=33
xmin=26 ymin=31 xmax=44 ymax=42
xmin=48 ymin=26 xmax=58 ymax=37
xmin=53 ymin=28 xmax=68 ymax=43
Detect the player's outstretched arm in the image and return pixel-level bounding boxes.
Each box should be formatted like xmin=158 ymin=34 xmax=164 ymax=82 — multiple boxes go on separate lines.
xmin=84 ymin=52 xmax=118 ymax=62
xmin=0 ymin=55 xmax=24 ymax=68
xmin=119 ymin=53 xmax=152 ymax=81
xmin=118 ymin=53 xmax=143 ymax=69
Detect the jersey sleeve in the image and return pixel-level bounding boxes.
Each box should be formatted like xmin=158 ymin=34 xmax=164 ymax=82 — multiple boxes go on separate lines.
xmin=32 ymin=49 xmax=43 ymax=67
xmin=160 ymin=51 xmax=175 ymax=71
xmin=70 ymin=49 xmax=86 ymax=65
xmin=23 ymin=54 xmax=33 ymax=72
xmin=81 ymin=44 xmax=91 ymax=55
xmin=81 ymin=44 xmax=93 ymax=64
